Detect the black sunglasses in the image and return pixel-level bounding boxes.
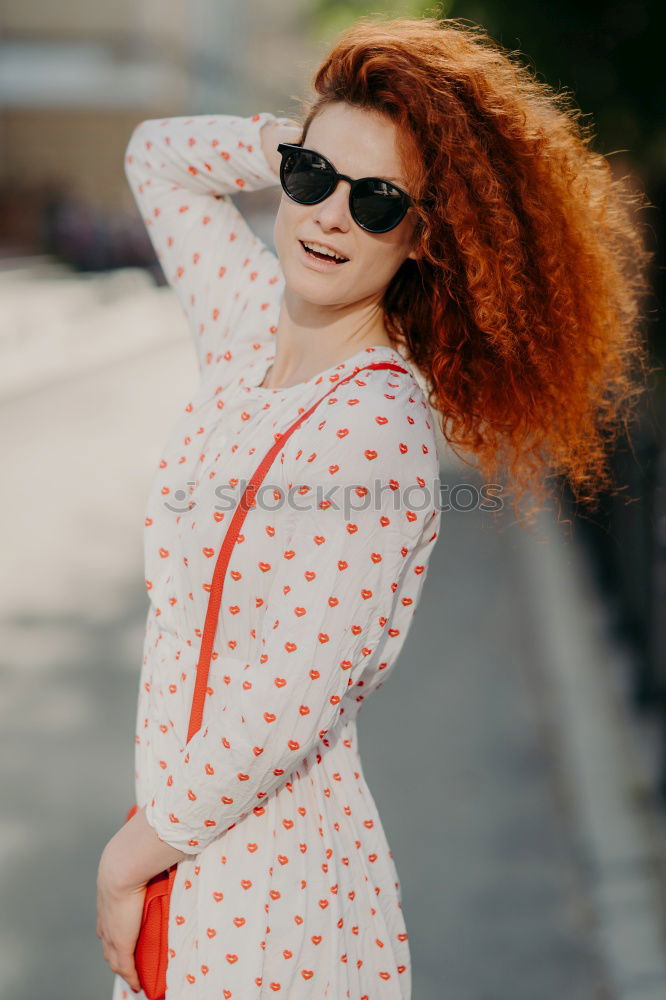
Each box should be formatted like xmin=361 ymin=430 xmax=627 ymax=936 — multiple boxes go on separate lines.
xmin=277 ymin=142 xmax=427 ymax=235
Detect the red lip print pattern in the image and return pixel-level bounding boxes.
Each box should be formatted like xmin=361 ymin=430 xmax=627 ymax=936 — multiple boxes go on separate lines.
xmin=115 ymin=110 xmax=441 ymax=1000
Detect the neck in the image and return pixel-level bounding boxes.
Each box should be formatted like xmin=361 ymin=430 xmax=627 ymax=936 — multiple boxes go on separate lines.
xmin=263 ymin=290 xmax=394 ymax=389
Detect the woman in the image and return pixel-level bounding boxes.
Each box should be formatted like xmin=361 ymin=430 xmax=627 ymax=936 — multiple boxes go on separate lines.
xmin=97 ymin=15 xmax=652 ymax=999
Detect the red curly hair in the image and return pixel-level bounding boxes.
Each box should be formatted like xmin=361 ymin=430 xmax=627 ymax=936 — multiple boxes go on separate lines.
xmin=292 ymin=15 xmax=655 ymax=525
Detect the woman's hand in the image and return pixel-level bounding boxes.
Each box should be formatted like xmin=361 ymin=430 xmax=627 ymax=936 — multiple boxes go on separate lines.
xmin=96 ymin=806 xmax=187 ymax=992
xmin=260 ymin=118 xmax=302 ymax=177
xmin=96 ymin=852 xmax=144 ymax=993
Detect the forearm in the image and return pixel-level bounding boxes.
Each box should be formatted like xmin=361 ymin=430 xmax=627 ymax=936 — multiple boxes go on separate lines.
xmin=144 ymin=649 xmax=353 ymax=855
xmin=121 ymin=110 xmax=298 ymax=371
xmin=101 ymin=805 xmax=187 ymax=891
xmin=144 ymin=484 xmax=418 ymax=855
xmin=124 ymin=111 xmax=292 ymax=203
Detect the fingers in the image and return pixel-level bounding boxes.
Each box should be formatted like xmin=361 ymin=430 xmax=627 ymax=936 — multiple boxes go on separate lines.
xmin=278 ymin=122 xmax=302 ymax=142
xmin=276 ymin=116 xmax=301 ymax=131
xmin=103 ymin=941 xmax=141 ymax=992
xmin=96 ymin=868 xmax=144 ymax=992
xmin=97 ymin=909 xmax=141 ymax=991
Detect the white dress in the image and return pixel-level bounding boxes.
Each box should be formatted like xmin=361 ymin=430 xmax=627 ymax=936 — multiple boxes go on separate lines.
xmin=112 ymin=110 xmax=441 ymax=1000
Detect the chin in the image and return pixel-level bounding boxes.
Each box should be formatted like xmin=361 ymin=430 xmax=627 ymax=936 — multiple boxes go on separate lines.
xmin=281 ymin=268 xmax=344 ymax=304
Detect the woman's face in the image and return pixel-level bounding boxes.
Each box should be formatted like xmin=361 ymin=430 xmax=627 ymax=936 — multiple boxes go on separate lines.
xmin=273 ymin=102 xmax=420 ymax=309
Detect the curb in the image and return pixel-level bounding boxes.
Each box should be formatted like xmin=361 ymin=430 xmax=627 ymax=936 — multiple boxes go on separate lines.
xmin=515 ymin=505 xmax=666 ymax=999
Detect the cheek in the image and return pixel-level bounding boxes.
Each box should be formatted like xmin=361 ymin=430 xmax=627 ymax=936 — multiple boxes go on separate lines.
xmin=356 ymin=244 xmax=405 ymax=286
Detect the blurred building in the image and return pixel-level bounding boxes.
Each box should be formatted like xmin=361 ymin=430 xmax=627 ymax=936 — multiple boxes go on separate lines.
xmin=0 ymin=0 xmax=316 ymax=260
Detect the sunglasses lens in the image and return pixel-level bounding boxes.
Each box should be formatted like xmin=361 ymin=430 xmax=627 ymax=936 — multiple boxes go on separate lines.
xmin=279 ymin=147 xmax=410 ymax=234
xmin=352 ymin=178 xmax=408 ymax=233
xmin=281 ymin=149 xmax=334 ymax=204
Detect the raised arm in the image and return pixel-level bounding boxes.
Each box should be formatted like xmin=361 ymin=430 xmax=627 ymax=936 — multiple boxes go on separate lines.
xmin=143 ymin=374 xmax=441 ymax=853
xmin=123 ymin=112 xmax=298 ymax=375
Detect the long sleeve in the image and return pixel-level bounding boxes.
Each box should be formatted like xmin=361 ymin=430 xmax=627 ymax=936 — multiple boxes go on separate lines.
xmin=144 ymin=372 xmax=441 ymax=853
xmin=347 ymin=501 xmax=441 ymax=714
xmin=123 ymin=111 xmax=288 ymax=375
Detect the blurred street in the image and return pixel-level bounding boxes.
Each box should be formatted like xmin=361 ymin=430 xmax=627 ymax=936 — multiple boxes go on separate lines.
xmin=1 ymin=261 xmax=665 ymax=999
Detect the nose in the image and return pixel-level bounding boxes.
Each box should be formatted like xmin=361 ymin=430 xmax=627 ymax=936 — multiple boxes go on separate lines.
xmin=311 ymin=177 xmax=352 ymax=232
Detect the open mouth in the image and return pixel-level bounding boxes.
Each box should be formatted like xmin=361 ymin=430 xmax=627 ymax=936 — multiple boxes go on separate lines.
xmin=299 ymin=240 xmax=349 ymax=264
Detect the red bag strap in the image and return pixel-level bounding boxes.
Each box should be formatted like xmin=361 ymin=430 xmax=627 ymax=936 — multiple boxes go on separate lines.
xmin=185 ymin=359 xmax=408 ymax=742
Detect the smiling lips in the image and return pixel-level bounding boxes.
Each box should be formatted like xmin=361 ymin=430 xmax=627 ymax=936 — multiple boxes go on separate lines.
xmin=300 ymin=240 xmax=349 ymax=264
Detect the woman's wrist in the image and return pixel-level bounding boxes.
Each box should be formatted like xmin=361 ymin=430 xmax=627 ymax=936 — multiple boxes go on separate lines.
xmin=100 ymin=805 xmax=187 ymax=892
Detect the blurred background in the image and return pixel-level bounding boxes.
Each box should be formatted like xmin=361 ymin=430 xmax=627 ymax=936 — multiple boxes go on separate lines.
xmin=1 ymin=1 xmax=665 ymax=998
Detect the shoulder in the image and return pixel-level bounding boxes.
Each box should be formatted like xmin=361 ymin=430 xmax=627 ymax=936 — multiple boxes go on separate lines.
xmin=285 ymin=359 xmax=441 ymax=537
xmin=312 ymin=359 xmax=439 ymax=476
